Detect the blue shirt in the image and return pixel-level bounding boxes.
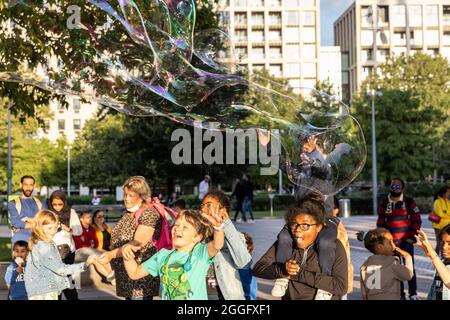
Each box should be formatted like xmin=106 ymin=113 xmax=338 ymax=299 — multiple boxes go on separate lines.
xmin=4 ymin=262 xmax=28 ymax=300
xmin=8 ymin=197 xmax=46 ymax=243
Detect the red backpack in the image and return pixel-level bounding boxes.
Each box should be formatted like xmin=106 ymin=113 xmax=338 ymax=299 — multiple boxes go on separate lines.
xmin=134 ymin=197 xmax=178 ymax=251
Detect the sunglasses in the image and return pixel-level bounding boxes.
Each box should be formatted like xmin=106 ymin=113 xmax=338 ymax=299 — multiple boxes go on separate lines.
xmin=289 ymin=223 xmax=318 ymax=231
xmin=390 ymin=185 xmax=402 ymax=190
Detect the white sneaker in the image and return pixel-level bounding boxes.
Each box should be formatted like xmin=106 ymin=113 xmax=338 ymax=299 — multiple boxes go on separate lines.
xmin=409 ymin=295 xmax=420 ymax=300
xmin=271 ymin=278 xmax=289 ymax=297
xmin=236 ymin=219 xmax=242 ymax=223
xmin=315 ymin=289 xmax=333 ymax=300
xmin=248 ymin=220 xmax=255 ymax=224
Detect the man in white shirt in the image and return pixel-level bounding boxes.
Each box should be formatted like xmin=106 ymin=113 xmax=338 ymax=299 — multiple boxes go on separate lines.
xmin=198 ymin=175 xmax=210 ymax=201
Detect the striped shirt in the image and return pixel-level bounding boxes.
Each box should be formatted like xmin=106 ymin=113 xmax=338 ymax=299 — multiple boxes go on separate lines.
xmin=377 ymin=194 xmax=422 ymax=244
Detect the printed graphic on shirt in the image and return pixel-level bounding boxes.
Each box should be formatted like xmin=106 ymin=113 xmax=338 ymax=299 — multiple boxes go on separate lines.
xmin=161 ymin=261 xmax=193 ymax=300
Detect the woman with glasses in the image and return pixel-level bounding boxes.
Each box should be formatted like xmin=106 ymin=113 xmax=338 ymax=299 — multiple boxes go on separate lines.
xmin=92 ymin=210 xmax=112 ymax=251
xmin=253 ymin=197 xmax=348 ymax=300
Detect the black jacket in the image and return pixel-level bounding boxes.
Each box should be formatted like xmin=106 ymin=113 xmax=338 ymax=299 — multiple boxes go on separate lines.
xmin=253 ymin=239 xmax=348 ymax=300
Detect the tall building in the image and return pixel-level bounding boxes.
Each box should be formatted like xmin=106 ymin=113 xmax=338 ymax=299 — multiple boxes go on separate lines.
xmin=334 ymin=0 xmax=450 ymax=101
xmin=214 ymin=0 xmax=320 ymax=94
xmin=319 ymin=46 xmax=342 ymax=98
xmin=37 ymin=97 xmax=99 ymax=144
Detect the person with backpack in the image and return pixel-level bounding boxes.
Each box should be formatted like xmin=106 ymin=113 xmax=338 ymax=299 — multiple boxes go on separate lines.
xmin=8 ymin=175 xmax=47 ymax=244
xmin=377 ymin=178 xmax=422 ymax=300
xmin=96 ymin=176 xmax=167 ymax=300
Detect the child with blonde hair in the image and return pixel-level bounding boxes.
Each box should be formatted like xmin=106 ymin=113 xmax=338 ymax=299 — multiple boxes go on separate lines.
xmin=122 ymin=209 xmax=224 ymax=300
xmin=24 ymin=210 xmax=96 ymax=300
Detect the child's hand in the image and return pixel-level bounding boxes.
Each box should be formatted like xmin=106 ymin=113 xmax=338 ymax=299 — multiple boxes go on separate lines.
xmin=201 ymin=211 xmax=224 ymax=229
xmin=393 ymin=246 xmax=410 ymax=258
xmin=284 ymin=259 xmax=300 ymax=276
xmin=122 ymin=244 xmax=141 ymax=261
xmin=86 ymin=255 xmax=97 ymax=266
xmin=14 ymin=257 xmax=24 ymax=267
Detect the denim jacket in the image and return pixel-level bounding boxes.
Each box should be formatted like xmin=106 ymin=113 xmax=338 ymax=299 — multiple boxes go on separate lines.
xmin=213 ymin=219 xmax=252 ymax=300
xmin=24 ymin=241 xmax=86 ymax=297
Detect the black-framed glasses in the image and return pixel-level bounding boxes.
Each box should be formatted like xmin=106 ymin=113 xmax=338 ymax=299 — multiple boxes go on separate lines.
xmin=289 ymin=223 xmax=318 ymax=231
xmin=390 ymin=185 xmax=402 ymax=190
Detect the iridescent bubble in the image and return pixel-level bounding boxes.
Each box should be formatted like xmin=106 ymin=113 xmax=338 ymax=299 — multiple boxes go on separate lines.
xmin=0 ymin=0 xmax=367 ymax=195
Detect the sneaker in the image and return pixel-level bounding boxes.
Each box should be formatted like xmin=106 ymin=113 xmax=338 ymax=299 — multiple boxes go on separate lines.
xmin=236 ymin=219 xmax=242 ymax=223
xmin=315 ymin=289 xmax=333 ymax=300
xmin=271 ymin=278 xmax=289 ymax=297
xmin=248 ymin=220 xmax=255 ymax=224
xmin=409 ymin=295 xmax=420 ymax=300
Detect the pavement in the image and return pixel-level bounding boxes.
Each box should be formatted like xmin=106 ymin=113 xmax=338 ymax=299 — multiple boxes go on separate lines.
xmin=0 ymin=215 xmax=436 ymax=300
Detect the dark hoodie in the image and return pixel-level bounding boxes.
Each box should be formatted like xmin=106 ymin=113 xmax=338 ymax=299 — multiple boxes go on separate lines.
xmin=253 ymin=239 xmax=348 ymax=300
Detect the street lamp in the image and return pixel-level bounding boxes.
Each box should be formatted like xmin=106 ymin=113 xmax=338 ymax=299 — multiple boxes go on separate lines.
xmin=64 ymin=145 xmax=72 ymax=196
xmin=7 ymin=99 xmax=12 ymax=201
xmin=367 ymin=89 xmax=382 ymax=215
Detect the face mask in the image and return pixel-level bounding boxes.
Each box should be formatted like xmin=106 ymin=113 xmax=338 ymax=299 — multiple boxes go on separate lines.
xmin=389 ymin=190 xmax=402 ymax=198
xmin=127 ymin=203 xmax=142 ymax=213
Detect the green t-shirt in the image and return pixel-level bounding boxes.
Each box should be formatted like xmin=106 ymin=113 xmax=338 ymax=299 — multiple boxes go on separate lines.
xmin=142 ymin=243 xmax=214 ymax=300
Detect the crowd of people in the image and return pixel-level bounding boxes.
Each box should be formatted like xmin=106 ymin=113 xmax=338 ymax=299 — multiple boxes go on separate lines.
xmin=2 ymin=174 xmax=450 ymax=300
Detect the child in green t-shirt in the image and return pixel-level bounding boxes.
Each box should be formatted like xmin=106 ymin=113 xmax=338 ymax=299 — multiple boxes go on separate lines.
xmin=122 ymin=209 xmax=225 ymax=300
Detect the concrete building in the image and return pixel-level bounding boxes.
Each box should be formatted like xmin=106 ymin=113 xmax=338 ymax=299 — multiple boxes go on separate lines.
xmin=214 ymin=0 xmax=321 ymax=93
xmin=319 ymin=46 xmax=342 ymax=98
xmin=334 ymin=0 xmax=450 ymax=101
xmin=38 ymin=97 xmax=99 ymax=144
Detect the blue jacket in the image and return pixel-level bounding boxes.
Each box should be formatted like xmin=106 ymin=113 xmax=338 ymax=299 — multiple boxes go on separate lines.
xmin=213 ymin=219 xmax=252 ymax=300
xmin=8 ymin=197 xmax=47 ymax=243
xmin=4 ymin=262 xmax=28 ymax=300
xmin=24 ymin=241 xmax=86 ymax=297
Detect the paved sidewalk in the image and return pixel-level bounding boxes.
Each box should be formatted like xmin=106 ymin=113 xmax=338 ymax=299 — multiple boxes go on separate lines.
xmin=0 ymin=215 xmax=436 ymax=300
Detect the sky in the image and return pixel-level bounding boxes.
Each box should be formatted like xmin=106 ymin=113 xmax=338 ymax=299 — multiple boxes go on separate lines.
xmin=320 ymin=0 xmax=354 ymax=46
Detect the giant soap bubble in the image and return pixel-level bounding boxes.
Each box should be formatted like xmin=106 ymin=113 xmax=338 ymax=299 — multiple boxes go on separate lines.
xmin=0 ymin=0 xmax=366 ymax=197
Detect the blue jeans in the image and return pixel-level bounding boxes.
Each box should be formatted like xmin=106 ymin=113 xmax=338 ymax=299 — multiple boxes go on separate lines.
xmin=242 ymin=197 xmax=254 ymax=221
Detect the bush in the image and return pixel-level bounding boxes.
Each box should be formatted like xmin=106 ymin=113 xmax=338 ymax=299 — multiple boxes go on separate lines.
xmin=67 ymin=195 xmax=119 ymax=205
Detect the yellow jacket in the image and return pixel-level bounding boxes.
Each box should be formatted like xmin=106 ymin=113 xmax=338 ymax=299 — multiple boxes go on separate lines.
xmin=432 ymin=197 xmax=450 ymax=230
xmin=92 ymin=223 xmax=112 ymax=250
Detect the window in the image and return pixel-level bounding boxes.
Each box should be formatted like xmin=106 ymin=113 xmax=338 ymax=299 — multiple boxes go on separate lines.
xmin=235 ymin=30 xmax=247 ymax=41
xmin=235 ymin=46 xmax=248 ymax=59
xmin=427 ymin=48 xmax=439 ymax=56
xmin=268 ymin=0 xmax=281 ymax=6
xmin=284 ymin=0 xmax=299 ymax=7
xmin=252 ymin=46 xmax=265 ymax=59
xmin=285 ymin=45 xmax=300 ymax=59
xmin=377 ymin=6 xmax=389 ymax=27
xmin=57 ymin=101 xmax=65 ymax=113
xmin=410 ymin=30 xmax=423 ymax=46
xmin=286 ymin=27 xmax=300 ymax=42
xmin=234 ymin=12 xmax=247 ymax=25
xmin=269 ymin=46 xmax=282 ymax=58
xmin=301 ymin=11 xmax=315 ymax=25
xmin=361 ymin=30 xmax=374 ymax=46
xmin=392 ymin=5 xmax=406 ymax=27
xmin=269 ymin=64 xmax=282 ymax=77
xmin=73 ymin=119 xmax=81 ymax=130
xmin=218 ymin=0 xmax=229 ymax=7
xmin=251 ymin=13 xmax=264 ymax=25
xmin=58 ymin=119 xmax=65 ymax=131
xmin=218 ymin=12 xmax=230 ymax=25
xmin=302 ymin=27 xmax=315 ymax=43
xmin=269 ymin=12 xmax=281 ymax=24
xmin=443 ymin=32 xmax=450 ymax=46
xmin=251 ymin=30 xmax=264 ymax=42
xmin=303 ymin=62 xmax=316 ymax=78
xmin=341 ymin=52 xmax=349 ymax=69
xmin=393 ymin=31 xmax=406 ymax=46
xmin=392 ymin=47 xmax=407 ymax=56
xmin=73 ymin=98 xmax=80 ymax=113
xmin=408 ymin=5 xmax=422 ymax=27
xmin=361 ymin=6 xmax=373 ymax=28
xmin=286 ymin=11 xmax=300 ymax=25
xmin=342 ymin=71 xmax=349 ymax=85
xmin=425 ymin=30 xmax=439 ymax=46
xmin=285 ymin=63 xmax=300 ymax=77
xmin=376 ymin=30 xmax=389 ymax=45
xmin=425 ymin=6 xmax=438 ymax=27
xmin=441 ymin=48 xmax=450 ymax=62
xmin=301 ymin=44 xmax=315 ymax=60
xmin=288 ymin=79 xmax=301 ymax=91
xmin=252 ymin=0 xmax=264 ymax=6
xmin=301 ymin=0 xmax=315 ymax=6
xmin=234 ymin=0 xmax=247 ymax=6
xmin=252 ymin=64 xmax=265 ymax=71
xmin=268 ymin=29 xmax=282 ymax=41
xmin=302 ymin=79 xmax=316 ymax=90
xmin=376 ymin=49 xmax=389 ymax=62
xmin=361 ymin=49 xmax=373 ymax=61
xmin=362 ymin=66 xmax=373 ymax=81
xmin=444 ymin=6 xmax=450 ymax=27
